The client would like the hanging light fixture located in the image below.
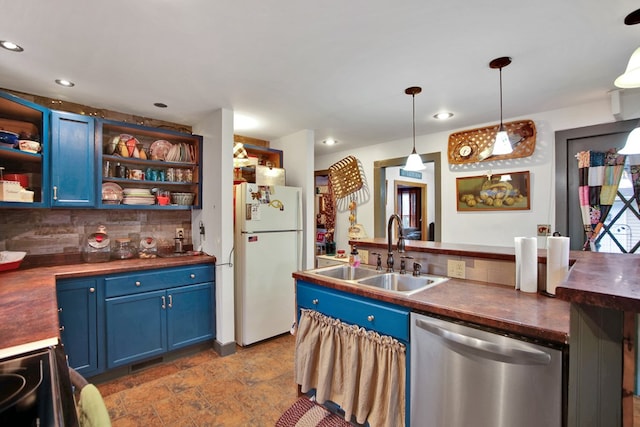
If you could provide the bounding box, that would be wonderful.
[403,86,426,171]
[618,122,640,154]
[614,8,640,154]
[489,57,513,156]
[615,8,640,88]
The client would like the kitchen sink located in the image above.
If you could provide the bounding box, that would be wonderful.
[307,264,448,295]
[309,264,381,281]
[355,273,448,295]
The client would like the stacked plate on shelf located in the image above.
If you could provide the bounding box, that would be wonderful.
[102,183,123,204]
[150,140,195,163]
[122,188,155,205]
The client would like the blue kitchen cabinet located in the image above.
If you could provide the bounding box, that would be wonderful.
[0,90,50,207]
[106,289,168,368]
[56,277,103,377]
[105,264,215,369]
[50,111,96,207]
[168,283,215,350]
[296,280,410,341]
[296,280,410,426]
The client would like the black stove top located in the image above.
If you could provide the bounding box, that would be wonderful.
[0,345,77,427]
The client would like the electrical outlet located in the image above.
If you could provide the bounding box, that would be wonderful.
[447,259,466,279]
[176,227,184,239]
[359,249,369,265]
[537,224,551,236]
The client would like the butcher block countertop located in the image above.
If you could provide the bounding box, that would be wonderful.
[297,239,640,345]
[0,255,216,356]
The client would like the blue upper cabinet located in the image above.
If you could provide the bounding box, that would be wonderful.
[50,111,96,207]
[0,91,50,208]
[96,119,203,210]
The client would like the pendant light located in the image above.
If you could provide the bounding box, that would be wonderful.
[489,57,513,156]
[616,9,640,153]
[615,9,640,88]
[403,86,426,171]
[618,121,640,154]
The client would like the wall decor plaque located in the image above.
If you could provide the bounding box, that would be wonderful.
[448,119,536,164]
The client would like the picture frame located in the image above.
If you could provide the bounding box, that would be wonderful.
[456,170,530,211]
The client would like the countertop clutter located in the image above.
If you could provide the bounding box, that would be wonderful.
[0,255,216,356]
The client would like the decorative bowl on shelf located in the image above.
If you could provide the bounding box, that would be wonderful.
[171,192,194,206]
[0,130,18,148]
[18,140,40,153]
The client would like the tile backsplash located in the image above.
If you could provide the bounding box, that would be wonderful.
[0,209,192,255]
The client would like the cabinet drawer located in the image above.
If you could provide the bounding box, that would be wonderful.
[105,264,214,297]
[297,281,409,341]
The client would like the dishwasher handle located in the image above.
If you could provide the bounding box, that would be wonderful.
[415,317,551,366]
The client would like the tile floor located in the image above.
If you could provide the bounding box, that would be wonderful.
[97,333,298,426]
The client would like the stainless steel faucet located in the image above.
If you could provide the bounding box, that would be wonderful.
[386,214,406,272]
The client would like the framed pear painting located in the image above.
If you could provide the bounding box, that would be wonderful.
[456,171,530,211]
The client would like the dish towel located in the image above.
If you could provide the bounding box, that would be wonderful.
[78,384,112,427]
[276,397,352,427]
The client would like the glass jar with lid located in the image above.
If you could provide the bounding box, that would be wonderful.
[82,225,111,263]
[112,238,136,260]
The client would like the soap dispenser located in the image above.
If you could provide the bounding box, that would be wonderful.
[349,245,361,267]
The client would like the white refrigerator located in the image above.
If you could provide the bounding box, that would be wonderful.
[234,183,303,345]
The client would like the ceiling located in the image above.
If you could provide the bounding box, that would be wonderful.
[1,0,639,155]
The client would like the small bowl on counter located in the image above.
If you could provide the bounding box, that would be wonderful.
[0,250,27,272]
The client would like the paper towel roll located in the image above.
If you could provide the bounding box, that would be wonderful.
[515,237,538,293]
[546,236,570,295]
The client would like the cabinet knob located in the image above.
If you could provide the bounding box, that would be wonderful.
[135,281,141,287]
[59,326,65,332]
[312,299,319,305]
[58,307,63,312]
[89,287,95,293]
[367,315,375,322]
[190,274,195,279]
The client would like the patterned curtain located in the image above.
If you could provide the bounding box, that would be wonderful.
[576,149,626,251]
[295,309,406,427]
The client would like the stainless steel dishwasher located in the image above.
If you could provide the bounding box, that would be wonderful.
[410,312,563,427]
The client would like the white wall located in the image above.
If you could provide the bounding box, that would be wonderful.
[192,108,235,348]
[272,130,316,270]
[316,96,639,251]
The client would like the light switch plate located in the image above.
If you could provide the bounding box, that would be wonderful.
[447,259,466,279]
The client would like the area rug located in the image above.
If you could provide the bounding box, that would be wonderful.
[276,397,352,427]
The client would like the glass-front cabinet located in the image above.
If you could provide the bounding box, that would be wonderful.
[96,119,203,209]
[0,91,49,208]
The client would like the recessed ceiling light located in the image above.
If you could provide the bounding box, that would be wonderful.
[55,79,75,87]
[0,40,23,52]
[433,112,454,120]
[154,102,168,108]
[322,138,338,145]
